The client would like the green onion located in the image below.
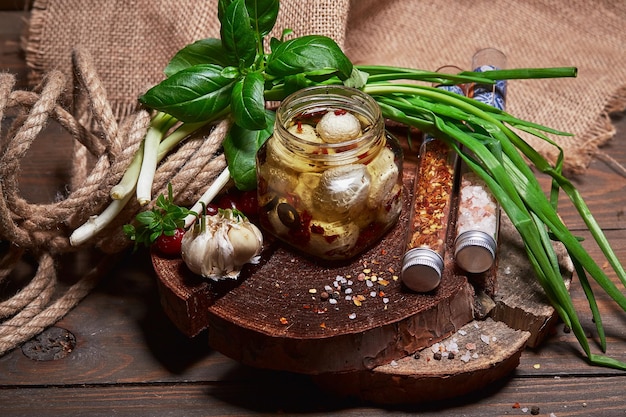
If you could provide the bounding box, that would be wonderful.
[357,76,626,369]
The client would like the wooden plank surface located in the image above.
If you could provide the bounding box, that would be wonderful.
[0,376,624,416]
[1,9,626,416]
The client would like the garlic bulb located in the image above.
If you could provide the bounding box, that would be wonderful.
[181,209,263,280]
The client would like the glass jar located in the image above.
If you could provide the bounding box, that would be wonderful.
[256,86,403,260]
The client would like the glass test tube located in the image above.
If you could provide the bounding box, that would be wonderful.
[401,137,458,292]
[401,66,464,292]
[453,48,505,273]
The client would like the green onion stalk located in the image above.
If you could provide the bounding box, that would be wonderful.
[69,0,626,370]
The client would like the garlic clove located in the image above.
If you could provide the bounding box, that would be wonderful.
[228,221,263,267]
[287,122,321,143]
[366,147,399,209]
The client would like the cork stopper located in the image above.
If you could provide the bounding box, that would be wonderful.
[401,247,443,292]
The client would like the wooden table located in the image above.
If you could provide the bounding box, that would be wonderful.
[2,9,626,416]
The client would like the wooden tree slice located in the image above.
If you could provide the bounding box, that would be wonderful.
[206,177,476,374]
[152,245,274,338]
[312,318,530,404]
[151,253,240,338]
[150,125,572,397]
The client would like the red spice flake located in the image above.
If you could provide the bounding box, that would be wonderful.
[320,322,326,329]
[303,304,311,309]
[323,234,339,244]
[408,140,455,253]
[387,266,395,273]
[380,249,388,256]
[378,291,386,297]
[296,120,303,132]
[512,402,521,409]
[333,109,348,115]
[310,224,324,234]
[279,317,289,325]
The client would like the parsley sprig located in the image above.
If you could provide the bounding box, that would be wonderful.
[123,184,194,249]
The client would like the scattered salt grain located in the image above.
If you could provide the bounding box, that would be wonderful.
[345,288,353,294]
[329,298,337,305]
[370,291,377,297]
[382,297,389,304]
[458,330,467,336]
[348,312,357,319]
[480,334,491,344]
[390,360,398,367]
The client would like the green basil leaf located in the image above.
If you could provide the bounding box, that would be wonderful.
[266,35,353,80]
[217,0,232,21]
[231,72,267,130]
[140,64,236,123]
[164,38,234,77]
[223,109,275,191]
[220,0,257,67]
[220,0,278,38]
[247,0,279,36]
[281,73,317,94]
[343,67,369,89]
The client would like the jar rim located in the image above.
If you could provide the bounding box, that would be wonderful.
[274,85,384,156]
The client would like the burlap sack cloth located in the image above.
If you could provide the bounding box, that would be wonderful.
[24,0,626,173]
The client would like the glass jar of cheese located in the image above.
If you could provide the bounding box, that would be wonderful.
[256,86,403,260]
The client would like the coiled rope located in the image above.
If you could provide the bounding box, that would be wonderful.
[0,48,228,356]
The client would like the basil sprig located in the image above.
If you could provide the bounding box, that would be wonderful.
[140,0,353,190]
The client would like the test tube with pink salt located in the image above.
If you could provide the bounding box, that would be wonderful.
[453,48,505,273]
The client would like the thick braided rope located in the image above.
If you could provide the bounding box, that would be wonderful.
[0,47,229,355]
